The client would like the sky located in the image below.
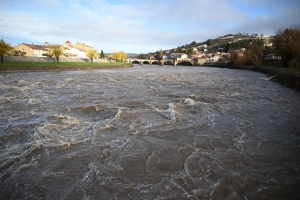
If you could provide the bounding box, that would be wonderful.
[1,0,300,54]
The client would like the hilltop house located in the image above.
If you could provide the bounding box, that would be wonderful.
[265,54,281,60]
[162,55,169,60]
[169,53,188,60]
[14,43,48,57]
[192,53,206,59]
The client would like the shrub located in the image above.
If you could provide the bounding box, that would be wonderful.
[290,58,300,88]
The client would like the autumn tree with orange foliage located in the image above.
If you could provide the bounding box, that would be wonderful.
[229,49,246,67]
[245,44,263,69]
[47,45,65,63]
[86,49,99,63]
[111,51,127,62]
[0,39,13,63]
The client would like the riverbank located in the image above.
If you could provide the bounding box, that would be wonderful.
[0,62,133,72]
[205,62,300,92]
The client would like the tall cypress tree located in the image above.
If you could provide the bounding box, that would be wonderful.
[100,49,104,59]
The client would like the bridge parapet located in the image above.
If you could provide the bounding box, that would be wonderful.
[126,58,195,66]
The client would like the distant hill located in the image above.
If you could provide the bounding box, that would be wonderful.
[149,33,273,54]
[126,53,139,58]
[103,53,138,58]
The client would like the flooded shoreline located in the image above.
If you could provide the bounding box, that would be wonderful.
[1,65,300,199]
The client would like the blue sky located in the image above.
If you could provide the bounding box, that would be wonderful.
[1,0,299,53]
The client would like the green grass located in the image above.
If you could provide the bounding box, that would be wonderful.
[0,61,128,67]
[0,61,132,72]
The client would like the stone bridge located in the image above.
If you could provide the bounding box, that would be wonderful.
[126,58,160,65]
[126,58,196,66]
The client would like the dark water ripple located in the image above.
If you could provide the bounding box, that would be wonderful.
[0,65,300,199]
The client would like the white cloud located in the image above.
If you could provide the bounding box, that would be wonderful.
[0,0,299,53]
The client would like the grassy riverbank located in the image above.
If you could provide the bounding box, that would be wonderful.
[0,61,133,72]
[209,62,300,92]
[256,67,299,91]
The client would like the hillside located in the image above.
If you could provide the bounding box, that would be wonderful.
[153,33,273,54]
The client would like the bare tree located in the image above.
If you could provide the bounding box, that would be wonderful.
[273,26,300,68]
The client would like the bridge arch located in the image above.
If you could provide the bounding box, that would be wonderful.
[127,58,160,65]
[142,61,151,64]
[131,60,141,64]
[174,60,193,66]
[164,60,173,65]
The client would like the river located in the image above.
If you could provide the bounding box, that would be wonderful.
[1,65,300,199]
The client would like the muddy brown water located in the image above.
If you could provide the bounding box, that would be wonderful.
[1,65,300,199]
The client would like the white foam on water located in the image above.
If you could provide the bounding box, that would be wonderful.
[259,76,275,81]
[42,171,65,178]
[110,136,129,148]
[160,103,178,121]
[66,78,76,82]
[184,149,199,177]
[27,98,41,104]
[0,96,11,103]
[18,80,27,86]
[81,162,99,184]
[33,120,89,148]
[54,114,81,125]
[56,82,67,89]
[17,155,40,171]
[185,98,195,105]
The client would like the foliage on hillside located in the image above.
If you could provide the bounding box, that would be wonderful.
[273,26,300,68]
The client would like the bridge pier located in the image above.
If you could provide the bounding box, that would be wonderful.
[173,60,178,66]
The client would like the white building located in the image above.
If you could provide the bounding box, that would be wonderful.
[63,40,86,58]
[169,53,188,60]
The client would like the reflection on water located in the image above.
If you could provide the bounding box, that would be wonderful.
[1,65,300,199]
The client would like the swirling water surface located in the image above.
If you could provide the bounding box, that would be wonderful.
[1,65,300,199]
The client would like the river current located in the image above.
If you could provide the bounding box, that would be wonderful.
[0,65,300,199]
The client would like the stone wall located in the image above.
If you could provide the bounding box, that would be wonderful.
[3,56,110,63]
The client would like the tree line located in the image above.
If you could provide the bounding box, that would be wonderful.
[227,26,300,69]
